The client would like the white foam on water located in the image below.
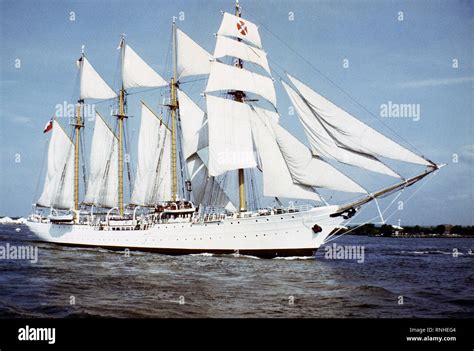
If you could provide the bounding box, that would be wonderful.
[190,253,214,257]
[274,256,315,260]
[229,253,260,260]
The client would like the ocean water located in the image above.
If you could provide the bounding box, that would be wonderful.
[0,225,473,318]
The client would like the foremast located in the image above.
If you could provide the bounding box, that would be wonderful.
[74,47,85,222]
[74,91,83,216]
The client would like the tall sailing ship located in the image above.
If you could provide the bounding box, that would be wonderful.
[26,1,442,258]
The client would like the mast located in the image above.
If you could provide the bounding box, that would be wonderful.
[74,47,85,220]
[118,34,126,216]
[74,102,82,214]
[170,19,178,202]
[235,0,246,212]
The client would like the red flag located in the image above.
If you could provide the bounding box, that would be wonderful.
[43,118,53,133]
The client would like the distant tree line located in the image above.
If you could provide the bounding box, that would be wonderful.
[344,224,474,236]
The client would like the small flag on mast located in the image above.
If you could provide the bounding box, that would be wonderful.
[43,118,53,133]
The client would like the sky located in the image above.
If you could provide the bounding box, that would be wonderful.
[0,0,472,225]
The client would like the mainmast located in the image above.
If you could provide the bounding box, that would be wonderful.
[170,19,179,202]
[235,0,246,212]
[74,46,85,220]
[118,34,126,216]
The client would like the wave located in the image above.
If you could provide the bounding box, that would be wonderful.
[223,253,260,260]
[399,250,464,255]
[189,253,215,257]
[353,285,395,296]
[273,256,315,260]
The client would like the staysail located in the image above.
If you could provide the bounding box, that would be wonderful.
[37,120,75,210]
[268,118,367,194]
[281,80,401,178]
[83,113,119,208]
[250,111,322,201]
[177,89,208,159]
[287,74,432,166]
[187,152,236,211]
[177,89,236,210]
[130,103,172,206]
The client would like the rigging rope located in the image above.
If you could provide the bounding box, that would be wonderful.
[244,4,426,157]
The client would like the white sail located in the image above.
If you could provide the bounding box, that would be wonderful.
[177,89,208,159]
[186,152,236,211]
[217,12,262,49]
[205,61,276,107]
[287,74,432,166]
[123,44,167,90]
[268,119,367,194]
[177,89,236,210]
[83,113,119,208]
[214,35,271,75]
[281,80,401,178]
[131,103,172,206]
[250,113,322,202]
[176,28,213,79]
[79,56,117,100]
[206,95,258,177]
[37,120,75,210]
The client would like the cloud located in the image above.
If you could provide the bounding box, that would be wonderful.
[397,76,474,88]
[447,193,470,201]
[460,144,474,162]
[9,114,32,125]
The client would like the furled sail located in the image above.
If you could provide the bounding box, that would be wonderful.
[268,119,367,194]
[83,113,119,208]
[176,28,213,79]
[205,61,276,107]
[287,74,432,166]
[79,56,117,100]
[250,112,322,202]
[206,95,258,177]
[130,103,171,206]
[217,12,262,49]
[37,120,75,210]
[214,35,271,75]
[281,80,401,178]
[122,44,167,89]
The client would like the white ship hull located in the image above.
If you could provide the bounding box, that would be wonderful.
[26,206,344,258]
